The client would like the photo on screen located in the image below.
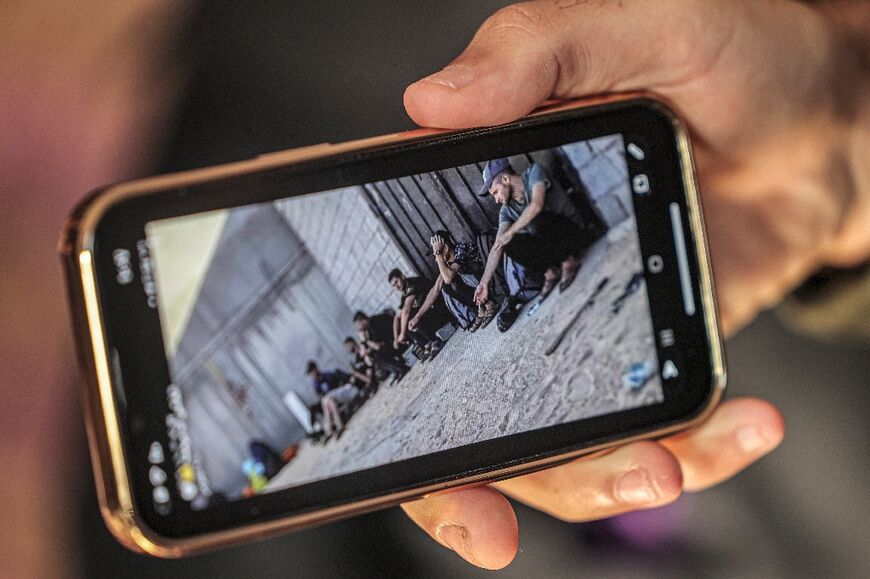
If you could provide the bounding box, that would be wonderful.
[145,134,663,507]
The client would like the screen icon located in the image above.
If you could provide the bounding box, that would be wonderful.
[149,465,167,486]
[632,174,650,195]
[148,441,164,464]
[627,142,646,160]
[112,248,134,285]
[152,485,170,505]
[659,328,675,348]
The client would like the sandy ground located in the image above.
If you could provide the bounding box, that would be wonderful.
[267,219,662,491]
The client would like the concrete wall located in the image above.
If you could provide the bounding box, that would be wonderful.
[560,134,633,228]
[275,187,413,317]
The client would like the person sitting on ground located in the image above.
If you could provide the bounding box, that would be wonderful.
[389,268,450,360]
[353,310,409,381]
[410,230,499,332]
[305,360,359,439]
[343,336,377,396]
[474,158,586,331]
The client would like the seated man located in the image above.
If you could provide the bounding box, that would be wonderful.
[305,361,359,439]
[353,310,409,380]
[388,268,450,360]
[410,230,499,332]
[343,336,377,396]
[474,158,586,331]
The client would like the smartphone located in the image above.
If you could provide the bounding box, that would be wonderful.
[60,95,725,557]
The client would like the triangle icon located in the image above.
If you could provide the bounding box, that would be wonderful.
[662,360,679,380]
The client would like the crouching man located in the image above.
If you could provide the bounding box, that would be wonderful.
[389,269,451,361]
[410,230,499,332]
[474,158,585,331]
[353,310,410,381]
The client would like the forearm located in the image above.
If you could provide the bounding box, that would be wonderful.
[506,203,542,236]
[435,254,456,283]
[481,247,503,286]
[399,304,413,337]
[421,281,443,314]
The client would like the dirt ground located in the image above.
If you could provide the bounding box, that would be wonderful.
[267,219,662,491]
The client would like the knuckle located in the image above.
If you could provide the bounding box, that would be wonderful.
[479,2,552,40]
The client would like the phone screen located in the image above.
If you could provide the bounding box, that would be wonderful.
[141,133,666,511]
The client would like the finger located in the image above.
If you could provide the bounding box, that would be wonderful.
[660,397,784,491]
[402,486,518,570]
[404,0,735,128]
[493,440,683,523]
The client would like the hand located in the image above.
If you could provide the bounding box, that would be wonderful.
[494,230,514,251]
[393,337,404,350]
[406,0,870,334]
[473,283,489,305]
[430,234,446,256]
[408,316,420,332]
[402,0,869,569]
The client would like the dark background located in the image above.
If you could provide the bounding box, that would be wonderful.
[76,2,870,577]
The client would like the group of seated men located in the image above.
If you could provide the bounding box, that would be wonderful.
[303,310,411,440]
[304,156,593,439]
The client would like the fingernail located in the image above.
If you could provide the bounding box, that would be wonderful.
[436,523,478,564]
[420,64,476,90]
[616,468,658,504]
[736,425,770,454]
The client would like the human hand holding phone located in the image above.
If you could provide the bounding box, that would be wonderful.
[401,0,870,569]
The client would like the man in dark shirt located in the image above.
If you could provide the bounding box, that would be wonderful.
[343,336,376,394]
[388,268,449,358]
[353,310,409,380]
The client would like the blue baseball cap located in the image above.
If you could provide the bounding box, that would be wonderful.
[478,158,512,196]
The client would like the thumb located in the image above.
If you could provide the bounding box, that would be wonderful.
[404,0,731,129]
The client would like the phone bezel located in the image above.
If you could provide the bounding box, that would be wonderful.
[62,95,725,556]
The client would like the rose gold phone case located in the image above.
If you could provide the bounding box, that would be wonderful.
[59,94,726,557]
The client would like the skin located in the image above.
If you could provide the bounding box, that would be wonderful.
[401,0,870,570]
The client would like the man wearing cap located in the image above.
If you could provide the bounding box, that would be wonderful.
[474,157,585,330]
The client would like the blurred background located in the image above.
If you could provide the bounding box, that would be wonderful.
[1,1,868,577]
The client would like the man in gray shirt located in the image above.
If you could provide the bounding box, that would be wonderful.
[474,158,585,330]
